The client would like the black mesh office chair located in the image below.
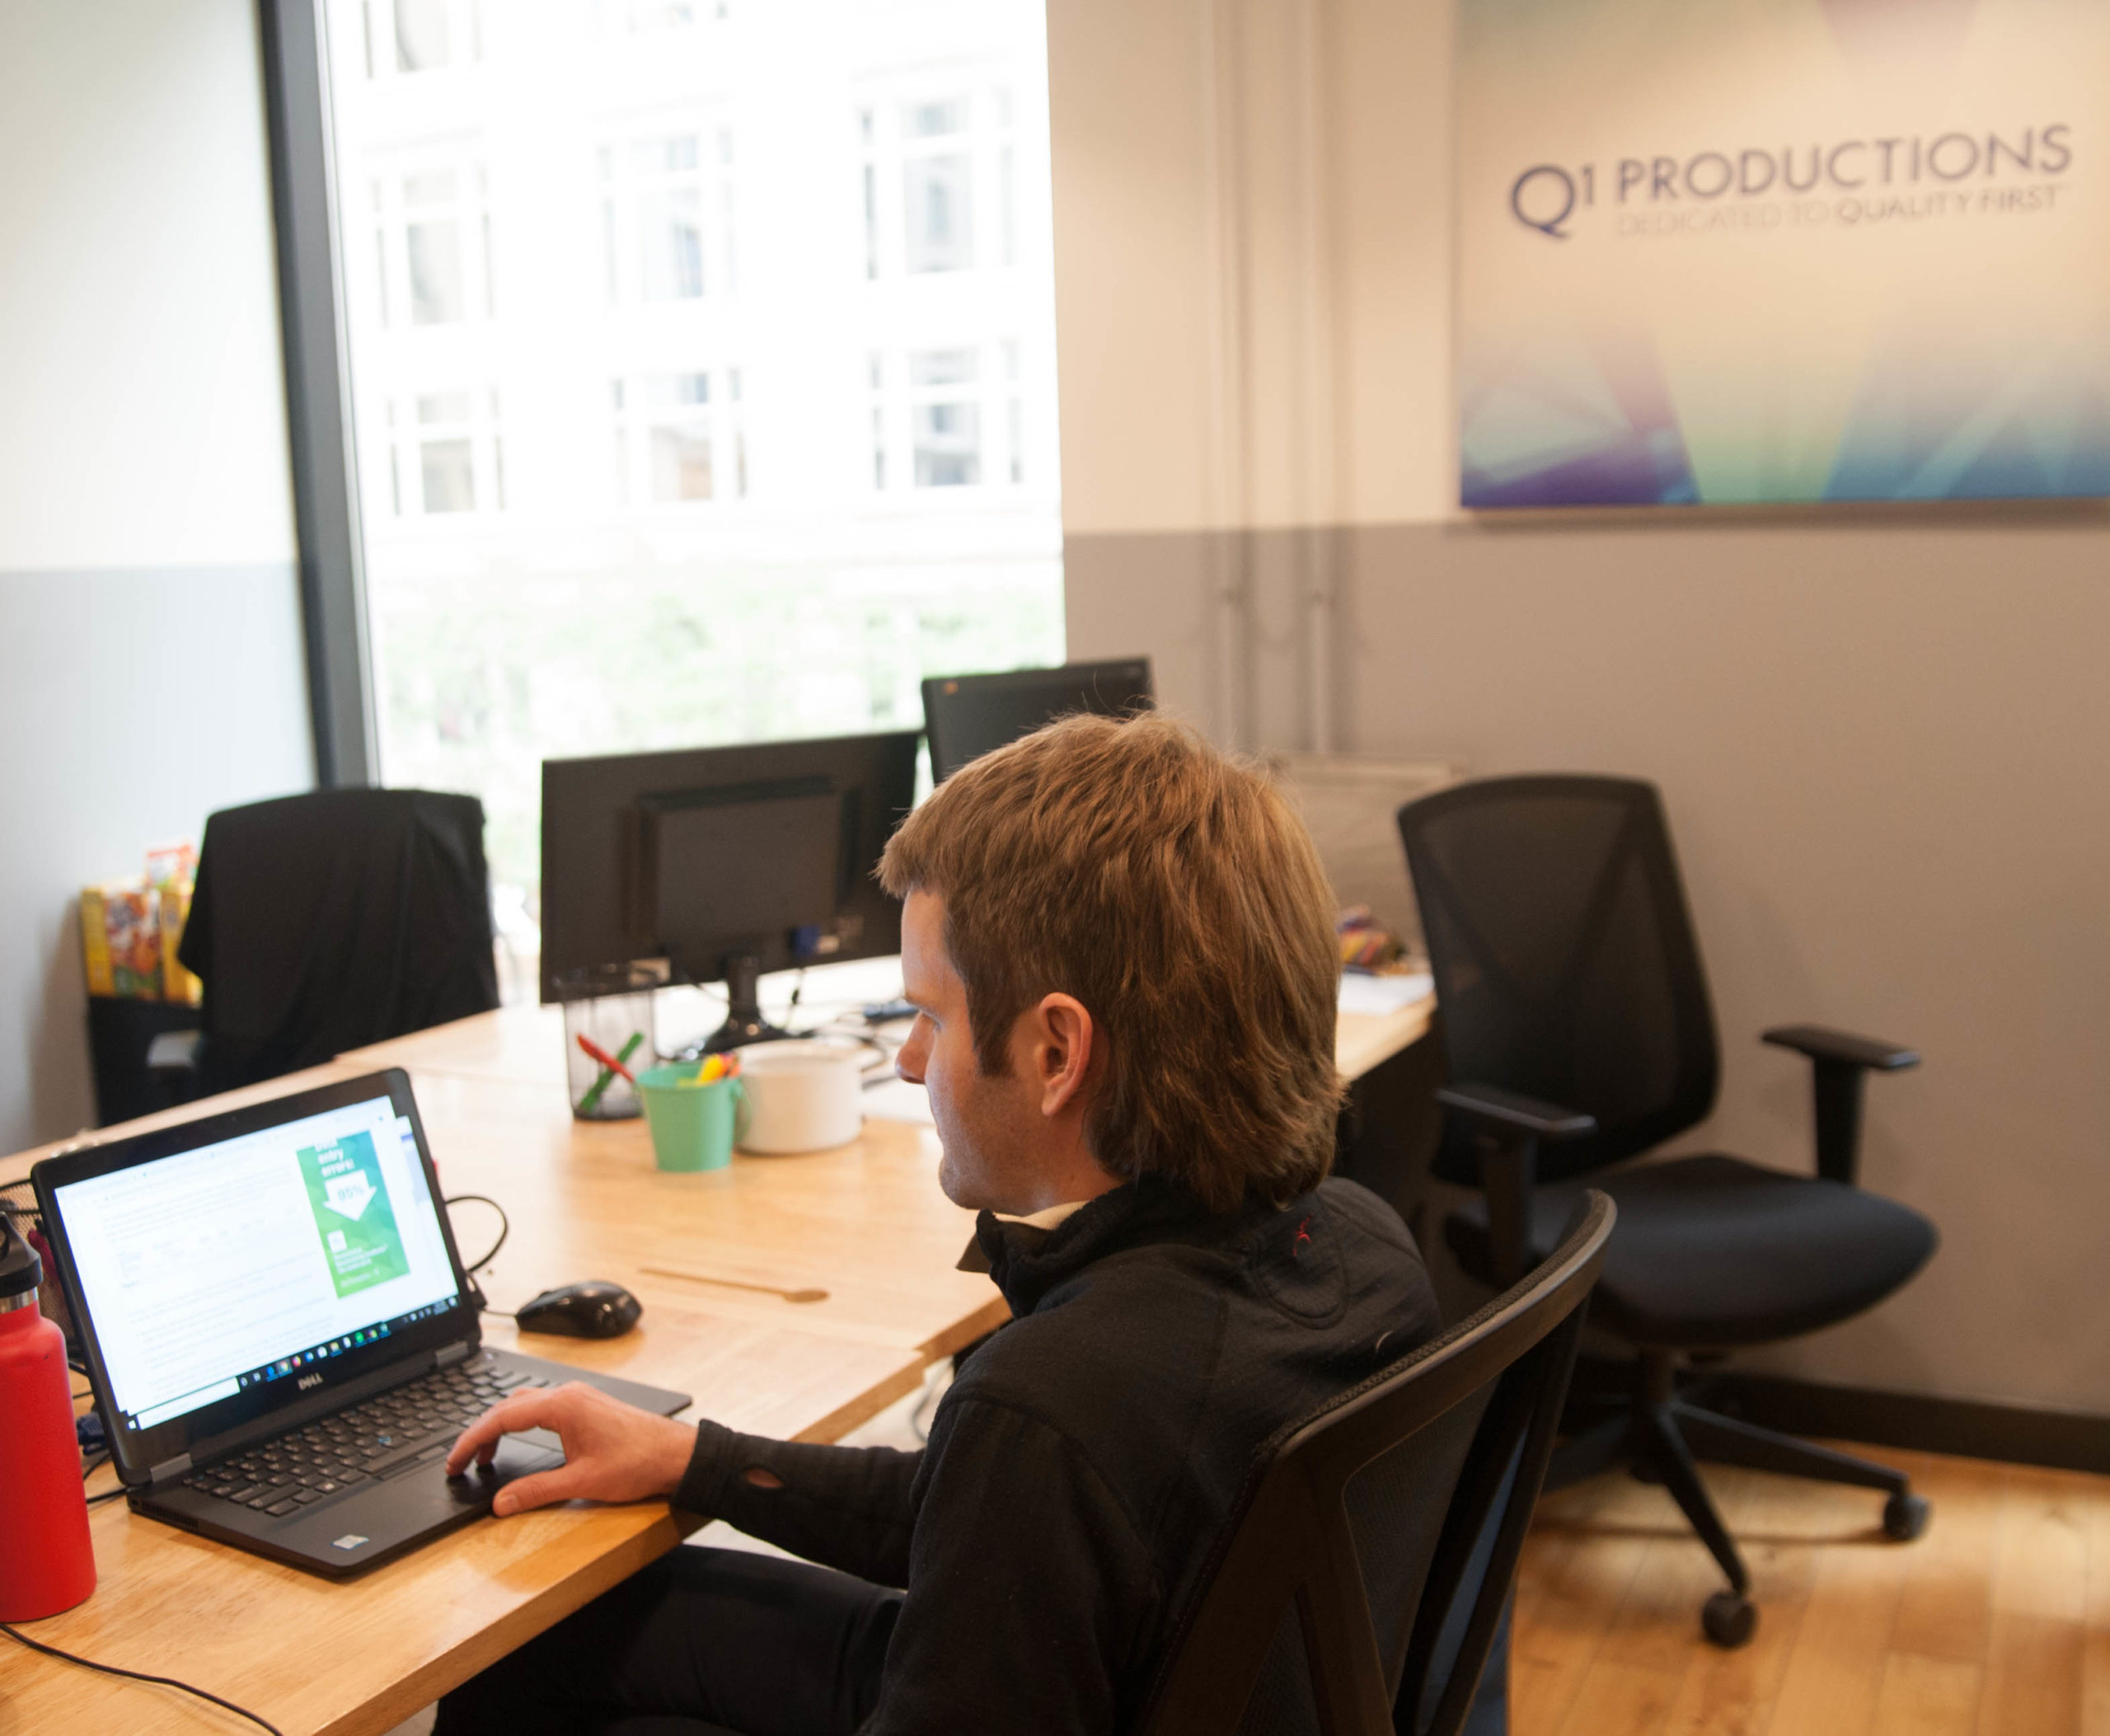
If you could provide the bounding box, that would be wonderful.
[1395,776,1935,1648]
[1138,1193,1613,1736]
[165,788,499,1092]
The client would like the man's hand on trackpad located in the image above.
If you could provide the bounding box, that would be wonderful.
[447,1382,697,1516]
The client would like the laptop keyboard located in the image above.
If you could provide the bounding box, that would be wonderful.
[181,1355,552,1519]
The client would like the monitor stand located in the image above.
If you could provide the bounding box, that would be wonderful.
[681,953,790,1058]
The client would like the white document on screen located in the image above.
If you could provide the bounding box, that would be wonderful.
[54,1097,457,1426]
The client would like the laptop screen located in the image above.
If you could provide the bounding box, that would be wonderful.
[49,1090,463,1434]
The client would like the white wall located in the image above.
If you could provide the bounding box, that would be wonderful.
[1048,0,1453,539]
[1050,0,2110,1415]
[0,0,315,1150]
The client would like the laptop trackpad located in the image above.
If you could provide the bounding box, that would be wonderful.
[455,1429,565,1500]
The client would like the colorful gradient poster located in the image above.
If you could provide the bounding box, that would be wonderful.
[1456,0,2110,508]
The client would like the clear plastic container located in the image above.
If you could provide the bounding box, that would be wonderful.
[556,964,660,1120]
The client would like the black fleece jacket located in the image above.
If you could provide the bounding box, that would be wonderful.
[671,1173,1442,1734]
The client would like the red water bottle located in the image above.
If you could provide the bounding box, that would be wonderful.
[0,1213,96,1619]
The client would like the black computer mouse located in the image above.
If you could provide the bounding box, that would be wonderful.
[514,1280,642,1340]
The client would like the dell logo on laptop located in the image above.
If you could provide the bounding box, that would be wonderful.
[298,1372,324,1391]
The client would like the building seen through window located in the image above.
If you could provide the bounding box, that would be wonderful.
[321,0,1062,984]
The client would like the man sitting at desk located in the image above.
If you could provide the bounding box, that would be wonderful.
[438,713,1443,1736]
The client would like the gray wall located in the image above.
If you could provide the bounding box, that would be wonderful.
[0,0,315,1150]
[1067,513,2110,1416]
[0,567,314,1149]
[1048,0,2110,1419]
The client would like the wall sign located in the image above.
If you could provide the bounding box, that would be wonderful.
[1456,0,2110,508]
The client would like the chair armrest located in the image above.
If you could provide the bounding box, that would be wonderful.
[1436,1085,1597,1288]
[1435,1083,1598,1142]
[1761,1025,1920,1072]
[1761,1025,1918,1185]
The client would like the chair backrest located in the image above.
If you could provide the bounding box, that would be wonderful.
[180,788,499,1089]
[1398,776,1718,1185]
[1138,1191,1614,1736]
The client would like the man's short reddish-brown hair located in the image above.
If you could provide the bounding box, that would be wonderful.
[878,711,1340,1212]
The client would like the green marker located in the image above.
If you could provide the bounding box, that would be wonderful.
[579,1030,646,1114]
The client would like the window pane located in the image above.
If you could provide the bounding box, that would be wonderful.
[905,99,967,138]
[642,188,705,298]
[903,154,972,273]
[419,391,472,424]
[647,372,710,406]
[420,438,476,511]
[650,425,715,500]
[406,220,465,323]
[910,348,976,386]
[323,0,1065,950]
[913,401,979,486]
[394,0,450,70]
[640,135,698,173]
[405,168,457,205]
[861,162,879,279]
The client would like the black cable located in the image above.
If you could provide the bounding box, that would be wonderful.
[459,1274,512,1319]
[0,1622,284,1734]
[443,1194,509,1274]
[85,1486,128,1506]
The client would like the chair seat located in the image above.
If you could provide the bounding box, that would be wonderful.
[1446,1155,1936,1349]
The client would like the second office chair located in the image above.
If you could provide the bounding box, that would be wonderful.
[1396,774,1935,1647]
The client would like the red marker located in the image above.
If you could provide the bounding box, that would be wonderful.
[576,1032,639,1084]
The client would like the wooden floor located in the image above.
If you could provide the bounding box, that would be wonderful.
[1511,1443,2110,1736]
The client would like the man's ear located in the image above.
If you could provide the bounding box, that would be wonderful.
[1032,992,1095,1119]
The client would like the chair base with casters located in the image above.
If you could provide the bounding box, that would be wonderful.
[1544,1346,1928,1648]
[1436,1030,1937,1649]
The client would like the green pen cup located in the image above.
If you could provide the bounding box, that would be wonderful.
[637,1066,744,1173]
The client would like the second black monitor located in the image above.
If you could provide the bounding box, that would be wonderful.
[542,730,919,1047]
[921,658,1154,783]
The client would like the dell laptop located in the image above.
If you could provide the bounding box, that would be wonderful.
[33,1067,689,1578]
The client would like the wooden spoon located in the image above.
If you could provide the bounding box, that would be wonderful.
[641,1264,829,1304]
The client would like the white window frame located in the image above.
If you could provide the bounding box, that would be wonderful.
[359,0,484,78]
[369,157,496,330]
[856,78,1019,281]
[611,366,748,507]
[600,120,738,307]
[388,386,507,518]
[870,340,1029,496]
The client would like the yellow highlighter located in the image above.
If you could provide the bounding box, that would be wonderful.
[678,1053,732,1088]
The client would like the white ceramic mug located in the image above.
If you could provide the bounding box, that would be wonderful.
[735,1040,866,1154]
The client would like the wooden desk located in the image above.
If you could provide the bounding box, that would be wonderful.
[0,1061,980,1734]
[1335,993,1434,1082]
[339,980,1435,1095]
[0,978,1434,1735]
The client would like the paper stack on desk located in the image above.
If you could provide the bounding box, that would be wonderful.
[1337,972,1433,1017]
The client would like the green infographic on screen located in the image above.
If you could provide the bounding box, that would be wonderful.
[1457,0,2110,507]
[297,1129,409,1299]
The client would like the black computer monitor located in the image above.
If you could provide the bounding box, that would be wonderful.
[541,730,920,1051]
[921,658,1154,783]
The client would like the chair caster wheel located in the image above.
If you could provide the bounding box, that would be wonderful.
[1883,1491,1929,1541]
[1702,1591,1756,1649]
